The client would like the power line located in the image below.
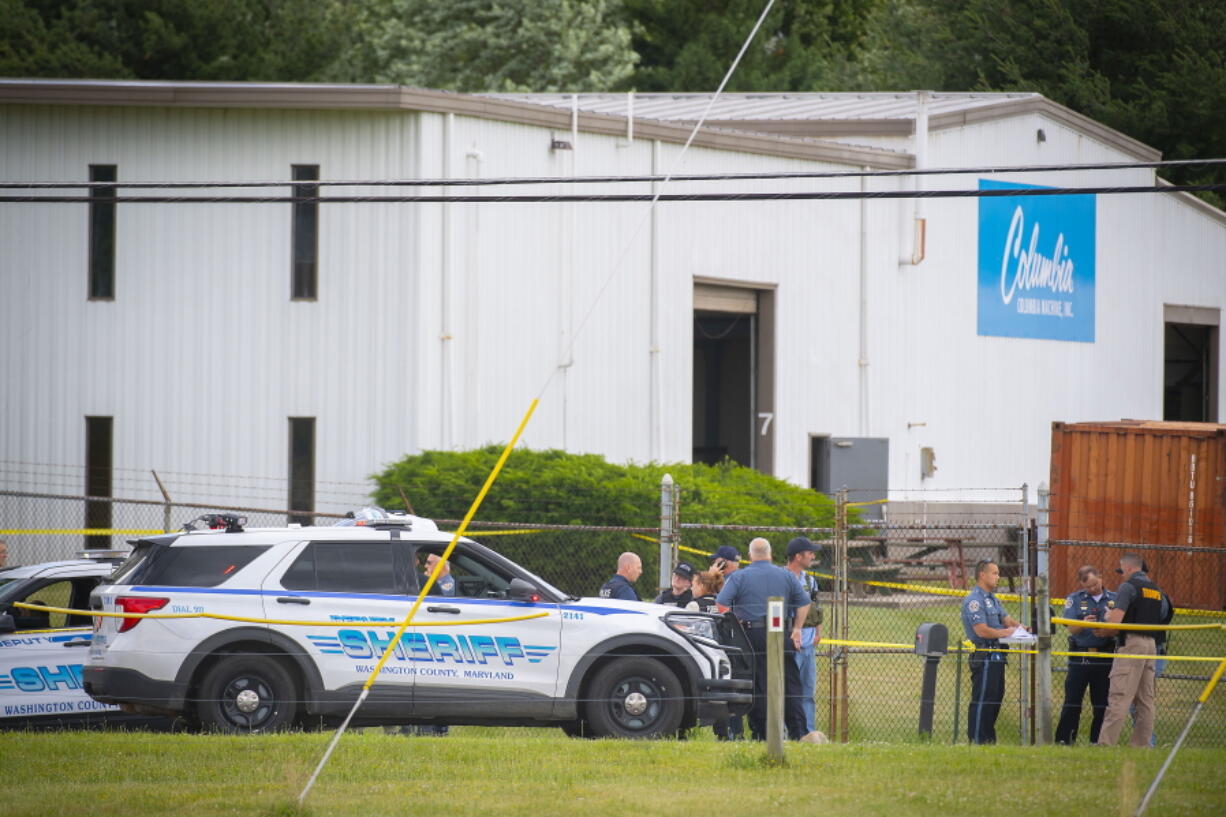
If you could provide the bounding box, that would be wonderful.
[3,157,1224,189]
[3,182,1222,204]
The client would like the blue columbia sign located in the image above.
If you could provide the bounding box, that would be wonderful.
[977,179,1096,342]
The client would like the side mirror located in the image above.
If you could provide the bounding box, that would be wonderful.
[508,578,541,603]
[0,613,15,634]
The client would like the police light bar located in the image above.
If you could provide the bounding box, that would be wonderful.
[337,507,415,529]
[77,549,131,560]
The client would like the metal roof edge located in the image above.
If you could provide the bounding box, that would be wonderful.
[930,96,1161,162]
[1156,177,1226,227]
[0,79,912,170]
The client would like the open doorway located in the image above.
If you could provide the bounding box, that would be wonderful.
[692,283,774,473]
[1164,306,1219,422]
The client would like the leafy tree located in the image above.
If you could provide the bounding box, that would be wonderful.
[832,0,1226,205]
[622,0,883,91]
[330,0,638,92]
[0,0,347,80]
[370,446,844,596]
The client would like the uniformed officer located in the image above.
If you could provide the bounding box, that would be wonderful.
[654,562,695,607]
[1096,553,1172,747]
[425,553,456,597]
[598,552,642,601]
[1054,565,1116,744]
[961,559,1023,744]
[715,537,810,741]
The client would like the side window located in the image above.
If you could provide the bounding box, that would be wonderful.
[417,547,513,600]
[142,546,270,588]
[10,580,72,630]
[282,542,399,595]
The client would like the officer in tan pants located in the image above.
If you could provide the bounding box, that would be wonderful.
[1096,554,1172,747]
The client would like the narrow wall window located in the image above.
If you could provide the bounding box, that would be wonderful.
[85,416,113,550]
[288,417,315,526]
[291,165,319,300]
[88,165,117,299]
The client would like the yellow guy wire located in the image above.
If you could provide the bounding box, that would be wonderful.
[299,398,538,806]
[362,398,539,690]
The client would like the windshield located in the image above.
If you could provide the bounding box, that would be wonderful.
[0,577,29,601]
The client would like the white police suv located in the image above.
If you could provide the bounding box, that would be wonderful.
[84,511,751,735]
[0,554,172,729]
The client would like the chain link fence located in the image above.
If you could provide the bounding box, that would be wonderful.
[1,479,1222,746]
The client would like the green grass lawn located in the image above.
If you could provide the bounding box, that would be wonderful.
[4,729,1224,816]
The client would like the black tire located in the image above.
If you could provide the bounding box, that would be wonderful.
[195,654,298,734]
[582,657,684,739]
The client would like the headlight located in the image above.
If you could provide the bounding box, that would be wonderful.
[664,613,717,641]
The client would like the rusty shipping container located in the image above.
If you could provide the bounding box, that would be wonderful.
[1049,420,1226,611]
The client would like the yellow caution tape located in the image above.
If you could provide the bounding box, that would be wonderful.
[11,600,549,628]
[631,533,660,544]
[12,603,1221,666]
[1050,616,1223,632]
[0,529,163,536]
[677,544,1226,619]
[822,638,913,650]
[444,529,544,537]
[1,626,92,636]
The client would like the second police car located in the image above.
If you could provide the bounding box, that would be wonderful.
[0,553,173,729]
[84,511,751,735]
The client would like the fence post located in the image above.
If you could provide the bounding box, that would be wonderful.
[766,597,785,763]
[1035,482,1053,744]
[659,473,674,594]
[151,470,173,533]
[952,642,964,744]
[828,488,850,743]
[1019,482,1031,745]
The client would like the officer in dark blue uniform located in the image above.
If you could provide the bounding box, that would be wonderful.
[716,537,811,741]
[1054,565,1115,744]
[961,559,1022,744]
[598,552,642,601]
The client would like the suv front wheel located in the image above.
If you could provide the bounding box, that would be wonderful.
[583,657,684,739]
[196,654,299,733]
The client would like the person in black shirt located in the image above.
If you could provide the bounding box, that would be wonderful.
[654,562,695,607]
[598,552,642,601]
[685,568,723,612]
[1096,553,1171,747]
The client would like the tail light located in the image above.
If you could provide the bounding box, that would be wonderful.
[116,596,169,633]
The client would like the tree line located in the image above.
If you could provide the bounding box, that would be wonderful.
[3,1,1222,200]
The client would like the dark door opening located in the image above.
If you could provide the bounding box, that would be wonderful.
[1164,322,1218,422]
[693,312,754,466]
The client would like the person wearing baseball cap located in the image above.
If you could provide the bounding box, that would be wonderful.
[711,545,740,576]
[654,561,695,607]
[785,537,823,736]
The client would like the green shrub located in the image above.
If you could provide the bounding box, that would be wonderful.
[370,447,852,596]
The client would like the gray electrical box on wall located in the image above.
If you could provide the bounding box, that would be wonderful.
[809,436,889,520]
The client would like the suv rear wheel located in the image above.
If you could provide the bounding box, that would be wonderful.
[196,655,298,733]
[583,657,683,739]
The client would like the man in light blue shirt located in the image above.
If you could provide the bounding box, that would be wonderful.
[785,536,822,735]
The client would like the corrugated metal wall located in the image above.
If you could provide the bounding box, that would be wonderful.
[2,97,1226,517]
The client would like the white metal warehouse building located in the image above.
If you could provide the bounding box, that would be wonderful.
[1,80,1224,543]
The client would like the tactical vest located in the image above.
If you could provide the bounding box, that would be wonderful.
[1121,573,1169,645]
